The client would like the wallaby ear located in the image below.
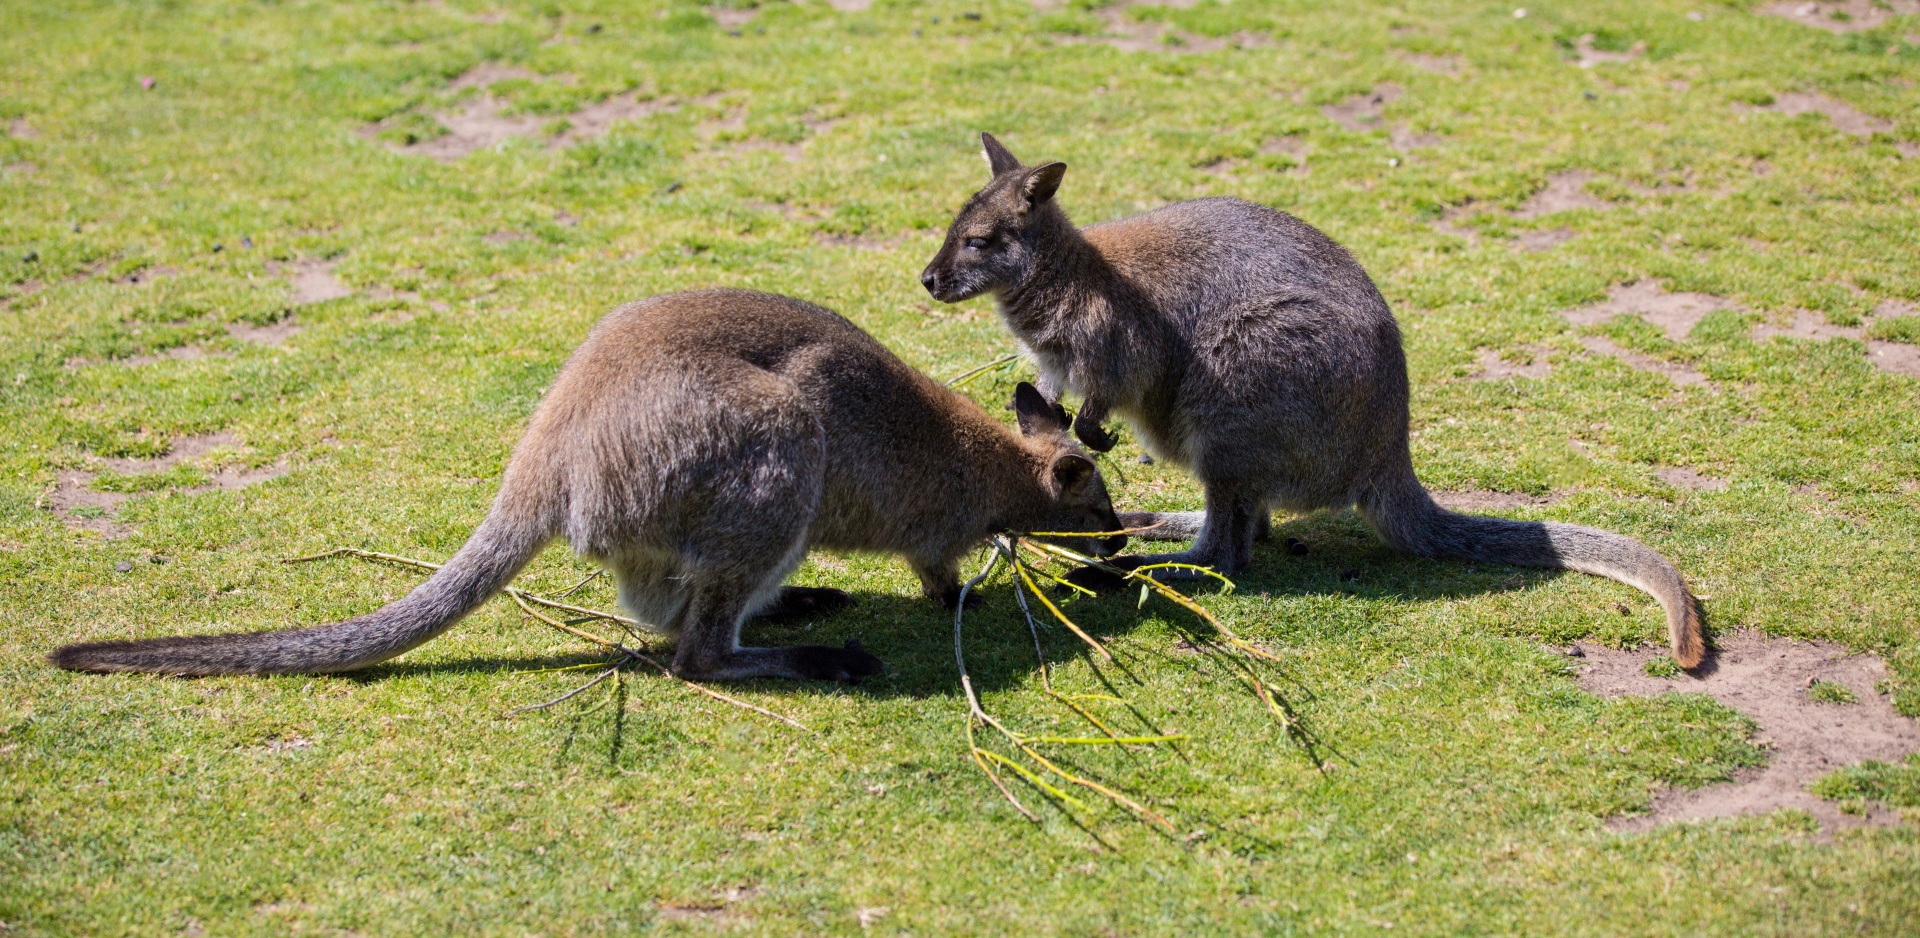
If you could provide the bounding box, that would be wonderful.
[981,132,1022,177]
[1023,162,1067,206]
[1012,381,1064,436]
[1051,453,1097,494]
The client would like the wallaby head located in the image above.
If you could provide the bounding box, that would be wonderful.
[1009,381,1127,558]
[920,133,1068,304]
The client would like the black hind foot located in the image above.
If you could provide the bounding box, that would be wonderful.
[789,639,885,682]
[757,586,854,619]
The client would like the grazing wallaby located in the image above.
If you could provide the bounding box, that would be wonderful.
[50,289,1126,682]
[918,134,1705,669]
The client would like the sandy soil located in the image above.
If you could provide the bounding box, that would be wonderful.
[1473,346,1553,381]
[46,432,287,539]
[1579,629,1920,832]
[1759,0,1920,34]
[1764,91,1894,138]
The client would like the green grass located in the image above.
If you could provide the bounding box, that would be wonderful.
[4,0,1919,934]
[1809,679,1860,705]
[1813,754,1920,813]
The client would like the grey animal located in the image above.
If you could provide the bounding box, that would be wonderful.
[919,134,1705,669]
[50,290,1126,681]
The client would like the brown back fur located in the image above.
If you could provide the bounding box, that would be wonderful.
[50,290,1124,681]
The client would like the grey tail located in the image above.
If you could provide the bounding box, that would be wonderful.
[1359,462,1705,670]
[1117,510,1207,541]
[49,498,557,677]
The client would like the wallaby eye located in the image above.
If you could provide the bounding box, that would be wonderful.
[964,236,990,251]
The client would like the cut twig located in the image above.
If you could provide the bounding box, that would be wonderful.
[953,544,1178,834]
[508,664,622,715]
[944,352,1021,388]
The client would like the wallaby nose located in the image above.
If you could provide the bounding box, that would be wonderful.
[919,269,938,294]
[1103,534,1128,556]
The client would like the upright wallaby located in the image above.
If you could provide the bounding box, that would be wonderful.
[51,289,1126,682]
[919,134,1705,669]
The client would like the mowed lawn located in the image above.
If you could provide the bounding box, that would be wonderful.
[4,0,1920,934]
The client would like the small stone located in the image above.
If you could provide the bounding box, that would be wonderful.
[150,555,170,564]
[961,10,981,19]
[230,392,245,402]
[1617,603,1632,616]
[241,235,253,249]
[212,243,223,253]
[1285,536,1309,556]
[115,561,133,573]
[1138,453,1154,465]
[1566,645,1585,658]
[1584,91,1598,100]
[23,251,38,263]
[587,23,603,33]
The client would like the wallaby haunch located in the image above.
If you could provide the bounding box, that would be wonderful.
[51,290,1126,681]
[920,134,1705,669]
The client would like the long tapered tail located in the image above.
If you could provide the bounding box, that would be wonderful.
[1359,463,1705,669]
[49,497,557,676]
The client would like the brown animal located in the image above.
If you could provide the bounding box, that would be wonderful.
[918,134,1705,669]
[50,289,1126,681]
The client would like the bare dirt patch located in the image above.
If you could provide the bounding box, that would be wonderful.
[553,94,672,147]
[226,316,302,346]
[1431,489,1562,511]
[8,118,38,138]
[1764,91,1894,138]
[1428,202,1481,244]
[1655,467,1727,491]
[710,6,757,28]
[44,432,288,539]
[1760,0,1920,33]
[1514,171,1608,219]
[1393,51,1462,74]
[1320,84,1438,153]
[1752,309,1920,377]
[367,64,675,160]
[1566,280,1738,342]
[1578,335,1709,386]
[1515,227,1577,251]
[812,232,900,251]
[120,344,214,367]
[1473,346,1553,380]
[1571,34,1645,68]
[825,0,871,10]
[273,258,354,305]
[1579,629,1920,832]
[1321,83,1401,132]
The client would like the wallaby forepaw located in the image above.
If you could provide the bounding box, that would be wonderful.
[762,586,854,619]
[1072,415,1118,453]
[792,641,885,682]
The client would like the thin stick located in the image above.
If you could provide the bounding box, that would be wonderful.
[619,648,811,732]
[944,352,1020,388]
[290,547,806,731]
[508,665,621,715]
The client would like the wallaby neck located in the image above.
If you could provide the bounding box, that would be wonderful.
[996,205,1111,339]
